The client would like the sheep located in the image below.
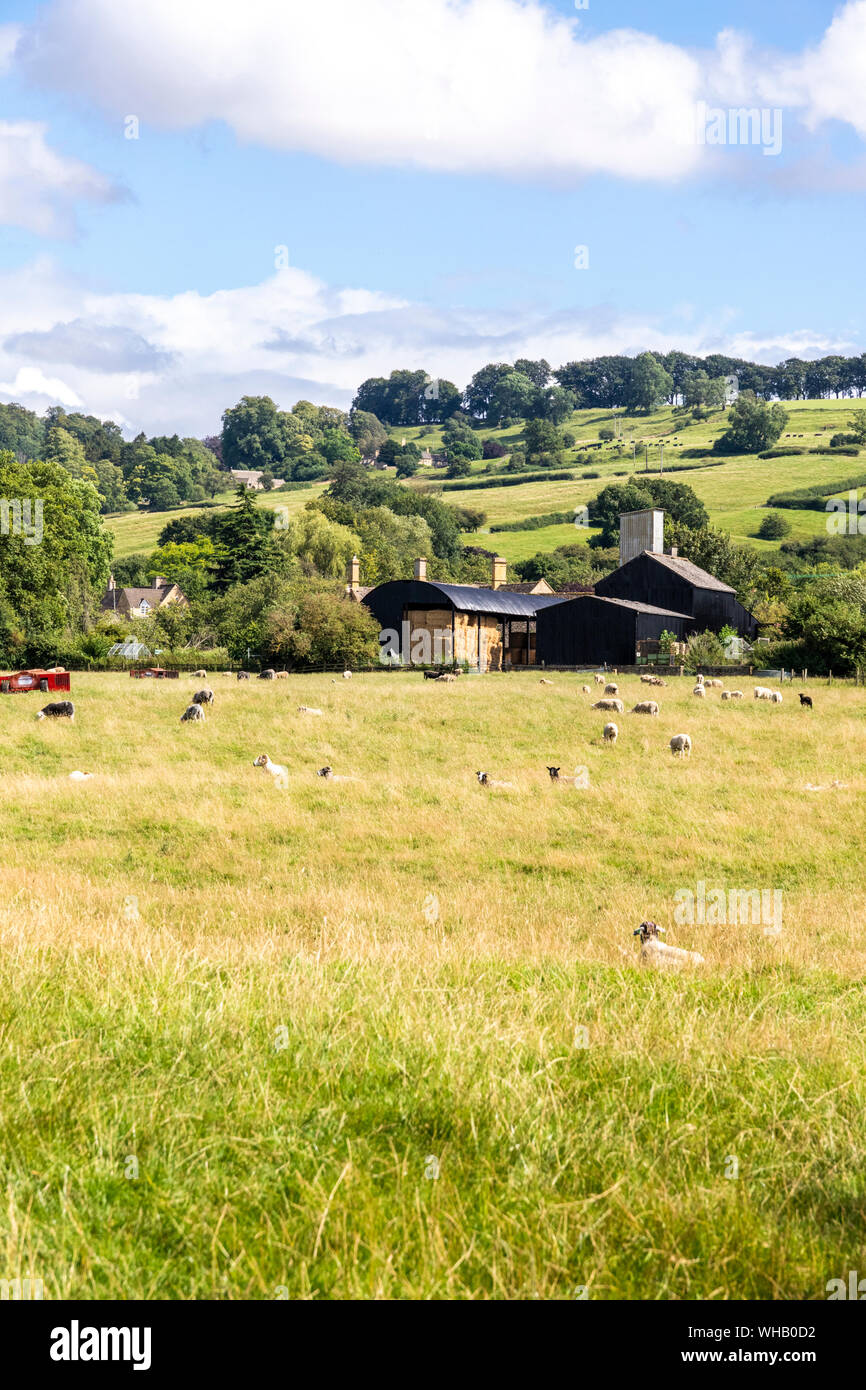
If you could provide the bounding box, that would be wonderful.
[297,705,323,715]
[192,687,214,706]
[316,765,361,783]
[799,693,813,709]
[634,920,704,968]
[237,671,250,681]
[704,678,723,688]
[192,669,207,679]
[630,701,659,716]
[770,690,783,704]
[804,779,847,792]
[180,704,205,722]
[258,669,275,680]
[253,753,288,782]
[275,671,289,679]
[546,766,586,787]
[754,686,772,700]
[603,682,618,695]
[721,690,745,700]
[581,684,591,694]
[592,698,624,713]
[342,670,352,680]
[640,674,666,686]
[36,701,74,720]
[669,733,692,757]
[594,674,605,685]
[538,678,554,685]
[694,673,705,684]
[603,722,618,744]
[437,673,458,683]
[692,685,706,698]
[68,770,93,781]
[476,771,516,790]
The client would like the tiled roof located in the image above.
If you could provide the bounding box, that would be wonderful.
[642,551,735,593]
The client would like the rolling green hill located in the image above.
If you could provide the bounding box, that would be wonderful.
[104,399,864,564]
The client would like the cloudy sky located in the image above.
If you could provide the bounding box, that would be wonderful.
[0,0,865,435]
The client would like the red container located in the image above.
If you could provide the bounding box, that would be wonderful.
[0,669,71,694]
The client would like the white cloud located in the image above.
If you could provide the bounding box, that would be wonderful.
[16,0,866,186]
[0,257,853,436]
[0,119,123,235]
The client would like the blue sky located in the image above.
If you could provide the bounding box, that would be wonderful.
[0,0,864,434]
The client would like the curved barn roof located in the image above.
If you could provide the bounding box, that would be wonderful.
[363,579,567,618]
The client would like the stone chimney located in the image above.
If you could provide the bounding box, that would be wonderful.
[346,555,361,590]
[414,556,427,581]
[670,546,678,558]
[491,556,507,589]
[107,572,116,592]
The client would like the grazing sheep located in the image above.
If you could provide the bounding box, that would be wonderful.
[594,674,605,685]
[799,693,813,709]
[297,705,323,715]
[180,704,205,722]
[192,687,214,706]
[603,722,618,744]
[36,701,74,720]
[695,673,705,684]
[476,770,516,790]
[68,770,92,781]
[538,678,554,685]
[704,678,723,689]
[192,669,207,679]
[754,686,772,700]
[275,671,289,679]
[581,684,591,694]
[721,690,745,701]
[437,673,458,683]
[634,920,704,968]
[603,682,618,695]
[258,669,275,680]
[253,753,288,782]
[770,690,783,704]
[630,701,659,716]
[237,671,250,681]
[692,685,706,698]
[669,733,692,757]
[342,670,352,680]
[592,697,624,713]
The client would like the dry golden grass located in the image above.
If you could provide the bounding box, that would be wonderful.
[1,670,865,1299]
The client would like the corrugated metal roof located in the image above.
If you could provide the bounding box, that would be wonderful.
[423,583,568,617]
[554,594,694,619]
[642,551,735,593]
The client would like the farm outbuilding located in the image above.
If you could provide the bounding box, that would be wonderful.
[362,578,565,670]
[536,595,695,668]
[595,550,758,639]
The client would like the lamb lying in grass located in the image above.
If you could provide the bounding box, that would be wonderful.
[476,771,515,790]
[317,766,362,783]
[68,770,93,781]
[634,920,704,968]
[253,754,288,782]
[546,766,588,787]
[297,705,323,715]
[538,678,554,685]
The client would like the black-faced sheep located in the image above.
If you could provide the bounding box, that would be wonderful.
[36,701,74,720]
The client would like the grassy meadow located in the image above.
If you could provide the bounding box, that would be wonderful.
[3,669,866,1299]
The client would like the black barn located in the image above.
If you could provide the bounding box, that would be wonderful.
[536,595,695,668]
[594,551,758,639]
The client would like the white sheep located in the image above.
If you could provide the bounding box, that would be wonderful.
[695,673,705,685]
[297,705,323,715]
[770,690,783,704]
[538,678,554,686]
[192,669,207,679]
[581,684,591,694]
[603,682,618,696]
[603,722,618,744]
[476,771,516,790]
[594,674,605,685]
[634,921,704,968]
[630,701,659,716]
[68,770,93,781]
[275,671,289,679]
[546,766,588,787]
[592,695,625,717]
[705,678,723,688]
[721,690,745,701]
[253,753,288,782]
[342,670,352,680]
[669,733,692,757]
[692,685,706,698]
[754,686,772,700]
[317,766,361,783]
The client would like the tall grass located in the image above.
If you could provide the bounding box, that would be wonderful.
[1,671,864,1299]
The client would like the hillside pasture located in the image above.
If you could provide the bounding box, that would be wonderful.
[2,670,865,1299]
